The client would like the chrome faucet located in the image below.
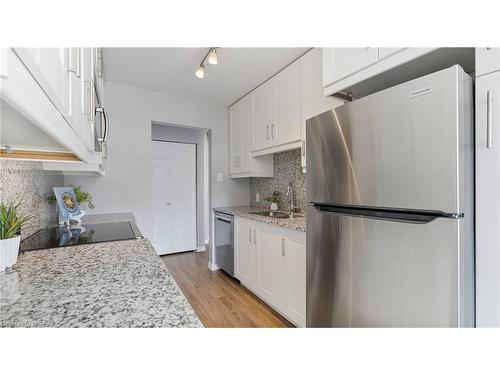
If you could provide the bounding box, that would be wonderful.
[286,182,294,218]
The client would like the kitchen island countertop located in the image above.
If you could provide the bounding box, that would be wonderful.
[0,213,202,328]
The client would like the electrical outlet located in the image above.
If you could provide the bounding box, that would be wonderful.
[256,193,260,202]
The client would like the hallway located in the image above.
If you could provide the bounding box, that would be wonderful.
[161,250,293,328]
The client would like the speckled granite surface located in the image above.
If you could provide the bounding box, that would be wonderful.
[0,160,62,239]
[214,206,306,232]
[0,237,202,328]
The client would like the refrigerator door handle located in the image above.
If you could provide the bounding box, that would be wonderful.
[311,203,462,224]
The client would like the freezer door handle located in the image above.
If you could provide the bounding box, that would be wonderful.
[311,203,462,224]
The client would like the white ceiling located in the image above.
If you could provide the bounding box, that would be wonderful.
[102,48,310,106]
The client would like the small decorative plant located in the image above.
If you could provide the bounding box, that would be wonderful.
[265,191,281,212]
[47,185,95,209]
[0,201,35,240]
[0,201,35,271]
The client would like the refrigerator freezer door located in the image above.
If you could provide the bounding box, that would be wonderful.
[306,65,473,214]
[306,207,474,327]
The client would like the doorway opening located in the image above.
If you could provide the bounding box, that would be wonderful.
[151,122,210,256]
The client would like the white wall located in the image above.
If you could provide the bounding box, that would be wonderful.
[151,123,208,250]
[65,81,250,262]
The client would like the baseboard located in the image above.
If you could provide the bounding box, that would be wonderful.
[207,261,220,271]
[196,244,207,252]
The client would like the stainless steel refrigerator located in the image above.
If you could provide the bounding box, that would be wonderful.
[306,65,475,327]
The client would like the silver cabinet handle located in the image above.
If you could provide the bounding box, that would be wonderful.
[96,106,109,142]
[266,125,269,140]
[253,229,256,245]
[248,228,252,243]
[271,123,275,138]
[282,238,285,256]
[487,90,493,149]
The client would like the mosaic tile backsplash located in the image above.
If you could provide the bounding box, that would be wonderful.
[250,149,306,213]
[0,160,62,239]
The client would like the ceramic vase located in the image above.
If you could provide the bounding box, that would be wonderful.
[0,236,21,272]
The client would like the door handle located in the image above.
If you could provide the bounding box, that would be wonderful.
[266,125,269,140]
[282,238,285,256]
[271,123,275,138]
[248,228,252,242]
[487,90,493,149]
[253,229,256,245]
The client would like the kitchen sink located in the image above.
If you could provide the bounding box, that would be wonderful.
[250,211,304,219]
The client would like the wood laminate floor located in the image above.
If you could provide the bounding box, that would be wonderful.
[161,250,293,328]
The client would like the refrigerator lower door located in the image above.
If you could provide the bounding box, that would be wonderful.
[306,207,474,327]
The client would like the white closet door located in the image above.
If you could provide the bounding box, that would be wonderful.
[152,141,196,255]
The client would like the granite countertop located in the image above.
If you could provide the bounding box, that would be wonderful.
[0,214,202,328]
[214,206,306,232]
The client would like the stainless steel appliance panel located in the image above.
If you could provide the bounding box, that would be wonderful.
[306,206,470,327]
[214,211,234,277]
[306,65,472,214]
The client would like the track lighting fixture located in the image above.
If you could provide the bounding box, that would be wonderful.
[195,47,219,79]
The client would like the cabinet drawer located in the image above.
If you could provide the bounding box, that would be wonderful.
[476,48,500,77]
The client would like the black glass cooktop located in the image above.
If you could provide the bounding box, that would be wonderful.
[20,221,140,251]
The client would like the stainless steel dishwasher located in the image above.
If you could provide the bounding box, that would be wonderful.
[214,211,234,276]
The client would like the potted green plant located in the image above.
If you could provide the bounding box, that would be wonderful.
[47,185,95,210]
[0,201,35,271]
[265,191,281,213]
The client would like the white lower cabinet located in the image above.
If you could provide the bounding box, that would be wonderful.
[283,237,307,326]
[234,217,306,327]
[235,220,255,288]
[255,228,284,311]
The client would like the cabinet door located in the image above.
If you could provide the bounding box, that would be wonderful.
[475,71,500,327]
[253,79,274,151]
[476,48,500,77]
[378,48,406,60]
[14,48,72,116]
[240,94,253,173]
[275,60,301,146]
[229,101,242,174]
[235,220,255,289]
[255,228,284,310]
[323,47,378,86]
[300,48,344,169]
[283,238,306,327]
[67,48,85,140]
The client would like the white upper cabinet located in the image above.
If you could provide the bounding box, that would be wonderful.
[14,48,72,116]
[322,47,437,97]
[253,78,275,151]
[378,48,406,60]
[476,47,500,77]
[323,48,378,86]
[228,99,243,174]
[274,60,301,146]
[229,93,273,178]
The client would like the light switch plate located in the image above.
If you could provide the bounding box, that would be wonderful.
[216,172,223,182]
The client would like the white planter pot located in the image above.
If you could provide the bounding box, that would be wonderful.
[270,202,278,212]
[0,236,21,272]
